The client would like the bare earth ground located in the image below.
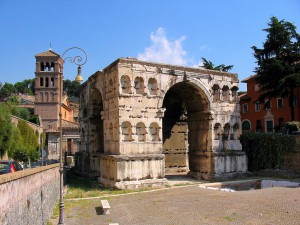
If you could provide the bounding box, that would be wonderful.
[49,174,300,225]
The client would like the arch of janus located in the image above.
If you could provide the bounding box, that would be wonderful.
[76,58,247,189]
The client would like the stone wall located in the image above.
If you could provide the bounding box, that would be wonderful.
[0,164,59,225]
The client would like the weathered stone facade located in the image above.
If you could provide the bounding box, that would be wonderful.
[76,58,247,189]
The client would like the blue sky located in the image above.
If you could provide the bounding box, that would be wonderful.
[0,0,299,91]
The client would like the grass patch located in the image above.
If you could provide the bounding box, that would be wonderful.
[65,169,153,199]
[224,212,238,221]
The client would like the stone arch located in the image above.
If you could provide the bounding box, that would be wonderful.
[136,122,146,142]
[121,121,133,141]
[214,123,222,140]
[232,123,239,140]
[148,78,158,95]
[212,84,220,102]
[222,85,229,101]
[120,75,131,94]
[231,86,239,101]
[88,88,104,153]
[162,81,212,178]
[223,123,230,139]
[134,77,145,95]
[149,122,160,141]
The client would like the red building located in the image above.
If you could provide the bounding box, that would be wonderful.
[240,74,300,133]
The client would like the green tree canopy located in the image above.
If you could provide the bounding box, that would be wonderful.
[0,103,13,157]
[63,79,81,97]
[200,57,234,72]
[252,16,300,120]
[0,83,16,100]
[12,107,31,121]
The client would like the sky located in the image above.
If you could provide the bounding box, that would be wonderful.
[0,0,299,91]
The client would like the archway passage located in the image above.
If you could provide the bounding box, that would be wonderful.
[163,81,211,177]
[88,88,104,176]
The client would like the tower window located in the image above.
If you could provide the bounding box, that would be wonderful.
[45,77,49,87]
[40,62,45,71]
[40,77,44,86]
[51,77,54,87]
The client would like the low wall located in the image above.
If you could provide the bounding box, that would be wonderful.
[0,164,60,225]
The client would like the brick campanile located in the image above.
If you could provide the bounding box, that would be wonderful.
[34,49,64,130]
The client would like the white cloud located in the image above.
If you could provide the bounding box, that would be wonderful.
[199,45,211,51]
[137,27,188,66]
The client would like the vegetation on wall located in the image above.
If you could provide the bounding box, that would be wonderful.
[0,103,39,161]
[240,132,296,171]
[0,103,13,157]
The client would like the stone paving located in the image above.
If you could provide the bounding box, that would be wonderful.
[53,181,300,225]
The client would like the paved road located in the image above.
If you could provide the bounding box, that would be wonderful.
[56,183,300,225]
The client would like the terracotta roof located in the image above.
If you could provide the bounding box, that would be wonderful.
[241,74,259,83]
[35,49,60,57]
[239,92,251,101]
[62,119,79,128]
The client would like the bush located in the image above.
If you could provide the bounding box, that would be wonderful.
[285,121,300,134]
[240,132,296,171]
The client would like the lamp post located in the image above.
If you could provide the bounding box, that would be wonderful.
[58,47,87,225]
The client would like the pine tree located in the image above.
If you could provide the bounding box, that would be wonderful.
[252,16,300,120]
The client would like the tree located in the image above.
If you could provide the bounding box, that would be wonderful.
[252,16,300,120]
[201,57,234,72]
[12,107,31,121]
[14,79,35,95]
[0,103,13,157]
[0,82,16,100]
[63,79,81,97]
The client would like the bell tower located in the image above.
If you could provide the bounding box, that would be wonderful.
[34,49,64,130]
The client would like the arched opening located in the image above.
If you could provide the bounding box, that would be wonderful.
[162,81,211,178]
[120,75,131,94]
[87,88,104,177]
[89,89,104,153]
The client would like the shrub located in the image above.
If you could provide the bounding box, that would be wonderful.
[285,121,300,134]
[240,132,296,171]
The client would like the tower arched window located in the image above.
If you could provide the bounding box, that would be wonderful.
[40,62,45,71]
[45,77,49,87]
[50,62,55,71]
[51,77,55,87]
[40,77,44,87]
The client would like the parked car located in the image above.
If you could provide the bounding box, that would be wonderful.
[0,160,23,174]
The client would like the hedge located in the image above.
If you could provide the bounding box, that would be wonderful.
[240,132,296,171]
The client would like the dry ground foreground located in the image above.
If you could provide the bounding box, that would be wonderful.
[50,183,300,225]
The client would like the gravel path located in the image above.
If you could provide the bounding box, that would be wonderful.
[51,183,300,225]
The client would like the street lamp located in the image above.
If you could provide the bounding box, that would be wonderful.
[58,47,87,225]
